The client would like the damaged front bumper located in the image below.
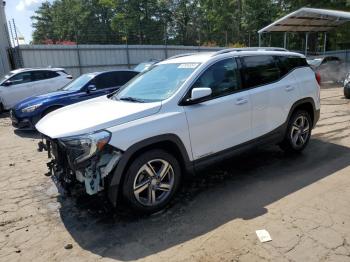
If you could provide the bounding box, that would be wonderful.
[38,137,122,196]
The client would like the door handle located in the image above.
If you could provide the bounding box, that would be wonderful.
[285,85,294,92]
[236,97,248,105]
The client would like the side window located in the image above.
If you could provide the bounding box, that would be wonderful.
[241,55,280,88]
[94,72,118,89]
[192,58,241,99]
[46,71,60,78]
[277,56,309,77]
[9,72,33,85]
[32,71,48,81]
[117,71,138,85]
[32,70,60,81]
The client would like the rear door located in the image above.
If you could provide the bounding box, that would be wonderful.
[32,70,63,94]
[241,55,299,139]
[1,71,36,108]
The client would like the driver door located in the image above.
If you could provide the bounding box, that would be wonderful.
[183,58,252,160]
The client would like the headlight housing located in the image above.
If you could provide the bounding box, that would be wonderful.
[22,103,42,113]
[59,130,111,165]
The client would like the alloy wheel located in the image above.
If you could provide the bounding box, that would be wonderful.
[133,159,175,206]
[290,115,310,148]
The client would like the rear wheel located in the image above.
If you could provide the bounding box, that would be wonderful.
[122,149,181,214]
[0,103,3,114]
[280,110,312,153]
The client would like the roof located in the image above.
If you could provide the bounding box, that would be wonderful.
[11,67,65,74]
[258,8,350,33]
[160,49,304,64]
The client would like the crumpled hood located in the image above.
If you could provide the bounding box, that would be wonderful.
[15,90,74,110]
[36,96,162,138]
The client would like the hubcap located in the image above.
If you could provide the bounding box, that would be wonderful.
[133,159,174,206]
[290,115,310,148]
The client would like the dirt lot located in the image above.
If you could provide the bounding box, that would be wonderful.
[1,86,350,262]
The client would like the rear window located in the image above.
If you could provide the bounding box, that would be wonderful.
[277,56,308,77]
[241,55,280,88]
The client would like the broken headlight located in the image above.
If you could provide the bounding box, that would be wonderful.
[59,130,111,165]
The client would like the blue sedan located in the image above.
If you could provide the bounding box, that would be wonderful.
[11,70,139,129]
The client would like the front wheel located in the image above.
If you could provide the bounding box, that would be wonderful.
[122,149,181,214]
[280,110,312,153]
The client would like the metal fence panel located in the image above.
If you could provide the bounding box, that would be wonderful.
[17,44,223,78]
[17,45,350,78]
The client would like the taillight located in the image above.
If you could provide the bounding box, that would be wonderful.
[315,72,321,85]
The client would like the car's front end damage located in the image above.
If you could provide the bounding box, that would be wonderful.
[38,130,122,196]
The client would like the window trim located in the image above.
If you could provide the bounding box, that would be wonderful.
[179,57,245,106]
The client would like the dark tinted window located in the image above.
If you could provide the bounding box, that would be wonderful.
[47,71,60,78]
[192,58,241,99]
[242,56,280,88]
[94,71,138,89]
[32,70,60,81]
[9,72,33,85]
[94,72,117,89]
[116,71,138,86]
[277,56,308,77]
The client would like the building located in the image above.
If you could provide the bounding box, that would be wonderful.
[0,1,10,76]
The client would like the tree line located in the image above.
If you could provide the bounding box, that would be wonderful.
[32,0,350,50]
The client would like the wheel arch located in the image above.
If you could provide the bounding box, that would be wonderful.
[41,104,64,118]
[287,98,319,128]
[107,134,193,207]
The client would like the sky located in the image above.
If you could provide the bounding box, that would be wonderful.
[5,0,52,44]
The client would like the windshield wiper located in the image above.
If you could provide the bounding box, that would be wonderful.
[119,96,145,103]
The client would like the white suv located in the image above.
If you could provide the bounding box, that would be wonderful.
[36,49,320,214]
[0,68,72,112]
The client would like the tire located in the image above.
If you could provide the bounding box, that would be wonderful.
[122,149,181,214]
[344,84,350,99]
[280,110,312,153]
[0,103,3,114]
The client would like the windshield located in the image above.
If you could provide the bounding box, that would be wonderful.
[307,58,322,67]
[113,63,199,102]
[61,74,95,91]
[134,62,156,72]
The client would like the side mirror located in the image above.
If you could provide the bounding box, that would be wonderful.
[87,84,97,92]
[185,87,212,104]
[2,80,12,87]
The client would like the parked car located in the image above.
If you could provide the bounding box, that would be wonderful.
[0,68,72,112]
[11,70,138,129]
[307,56,346,83]
[344,72,350,99]
[134,59,160,72]
[36,49,320,214]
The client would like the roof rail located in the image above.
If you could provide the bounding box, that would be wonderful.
[212,47,288,57]
[165,53,198,60]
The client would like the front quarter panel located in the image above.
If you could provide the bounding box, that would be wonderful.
[107,107,193,161]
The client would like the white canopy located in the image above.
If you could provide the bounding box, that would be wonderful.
[258,8,350,33]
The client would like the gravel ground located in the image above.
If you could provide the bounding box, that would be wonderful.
[1,86,350,262]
